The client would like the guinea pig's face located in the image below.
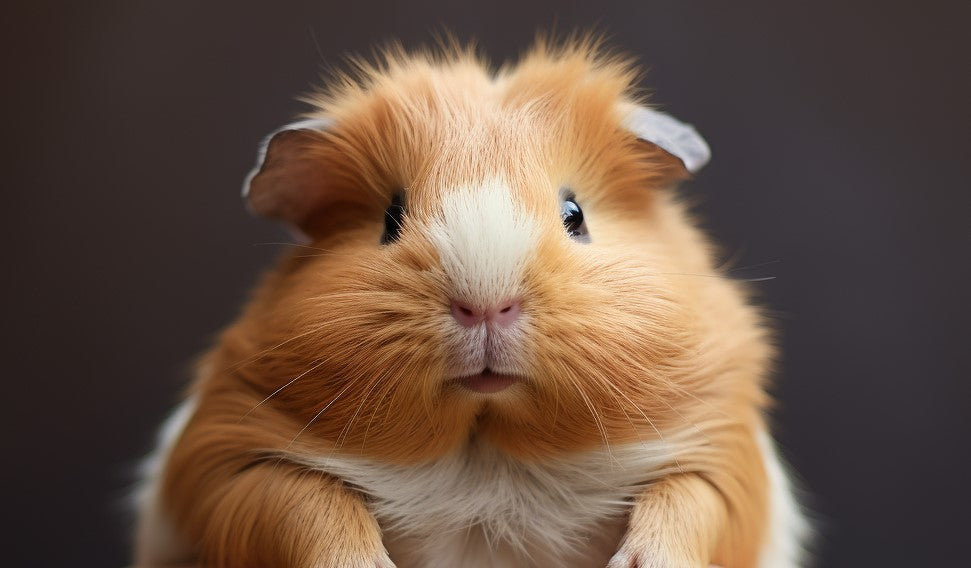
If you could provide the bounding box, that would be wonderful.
[238,49,714,464]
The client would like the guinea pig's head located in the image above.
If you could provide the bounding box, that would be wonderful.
[233,42,730,464]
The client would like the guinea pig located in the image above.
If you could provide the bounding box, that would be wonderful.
[133,38,810,568]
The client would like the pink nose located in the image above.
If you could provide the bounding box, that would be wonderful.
[450,298,522,328]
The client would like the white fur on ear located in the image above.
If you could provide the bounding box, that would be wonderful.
[241,117,334,203]
[623,106,711,173]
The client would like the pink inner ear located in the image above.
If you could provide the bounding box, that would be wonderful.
[244,125,335,232]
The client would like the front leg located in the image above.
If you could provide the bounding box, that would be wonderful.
[609,427,769,568]
[190,463,393,568]
[608,474,726,568]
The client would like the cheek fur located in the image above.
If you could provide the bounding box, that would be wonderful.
[477,238,707,458]
[230,239,486,464]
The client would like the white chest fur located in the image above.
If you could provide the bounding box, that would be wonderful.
[302,439,685,567]
[139,401,808,568]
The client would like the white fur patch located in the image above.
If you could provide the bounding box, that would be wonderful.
[757,430,812,568]
[135,406,809,566]
[441,319,529,379]
[133,398,197,565]
[427,179,537,310]
[296,438,691,566]
[428,179,538,380]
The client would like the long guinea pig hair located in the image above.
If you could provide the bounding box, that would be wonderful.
[136,35,809,568]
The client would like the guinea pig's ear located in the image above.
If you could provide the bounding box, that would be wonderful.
[622,105,711,180]
[242,117,354,239]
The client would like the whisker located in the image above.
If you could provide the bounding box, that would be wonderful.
[286,382,354,450]
[588,371,687,473]
[237,358,329,422]
[225,325,326,372]
[252,241,362,260]
[587,376,644,464]
[656,377,732,420]
[226,313,379,374]
[655,395,711,444]
[334,373,387,453]
[563,372,614,462]
[307,25,326,64]
[598,375,665,441]
[655,271,776,282]
[252,241,336,253]
[726,259,782,273]
[361,378,398,451]
[714,247,747,272]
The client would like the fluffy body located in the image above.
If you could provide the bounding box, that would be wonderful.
[135,39,809,567]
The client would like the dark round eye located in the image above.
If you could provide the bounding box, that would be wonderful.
[381,193,406,245]
[561,195,590,242]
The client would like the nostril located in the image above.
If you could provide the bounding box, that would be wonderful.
[450,299,522,328]
[491,298,522,327]
[450,301,483,328]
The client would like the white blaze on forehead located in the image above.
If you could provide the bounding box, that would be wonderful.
[428,179,537,307]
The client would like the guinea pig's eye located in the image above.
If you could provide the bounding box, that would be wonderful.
[381,192,406,245]
[560,194,590,243]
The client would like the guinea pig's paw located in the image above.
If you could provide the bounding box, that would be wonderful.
[323,549,395,568]
[374,549,396,568]
[607,543,708,568]
[305,543,394,568]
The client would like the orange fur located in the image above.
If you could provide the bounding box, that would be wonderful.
[139,38,779,567]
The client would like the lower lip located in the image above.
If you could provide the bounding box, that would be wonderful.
[458,372,521,394]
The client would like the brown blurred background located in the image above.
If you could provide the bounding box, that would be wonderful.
[3,1,969,566]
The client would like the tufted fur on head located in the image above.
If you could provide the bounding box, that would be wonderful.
[136,36,808,568]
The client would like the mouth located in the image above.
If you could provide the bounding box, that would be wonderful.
[455,368,522,394]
